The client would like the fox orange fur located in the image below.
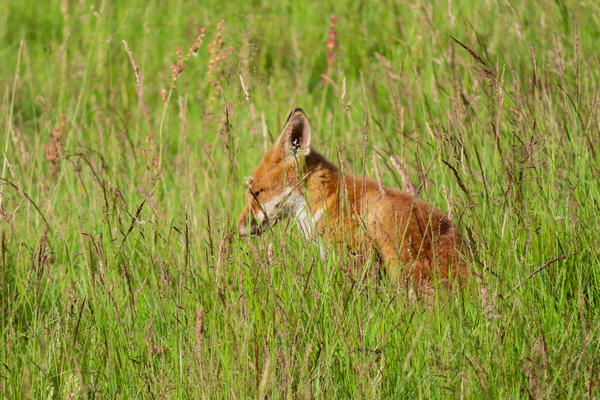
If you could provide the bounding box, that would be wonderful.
[238,108,468,287]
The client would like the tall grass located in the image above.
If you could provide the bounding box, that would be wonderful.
[1,0,599,398]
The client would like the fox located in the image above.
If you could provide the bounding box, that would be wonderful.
[238,108,469,288]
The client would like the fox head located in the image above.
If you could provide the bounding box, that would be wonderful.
[238,108,312,236]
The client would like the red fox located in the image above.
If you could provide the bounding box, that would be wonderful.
[238,108,468,287]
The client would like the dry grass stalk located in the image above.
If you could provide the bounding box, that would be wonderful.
[372,155,385,196]
[450,35,489,70]
[267,243,274,265]
[195,306,204,358]
[141,132,161,186]
[207,20,233,104]
[2,40,23,212]
[257,356,272,399]
[442,184,453,220]
[340,76,351,109]
[44,116,66,180]
[219,105,236,182]
[239,74,250,102]
[122,40,143,99]
[479,280,501,321]
[261,111,268,151]
[552,32,565,77]
[389,155,417,197]
[521,334,552,399]
[215,223,232,295]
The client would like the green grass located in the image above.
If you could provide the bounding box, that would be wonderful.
[1,0,599,398]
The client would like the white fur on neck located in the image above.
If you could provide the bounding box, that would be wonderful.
[256,187,328,262]
[256,187,315,238]
[312,206,325,225]
[282,188,313,237]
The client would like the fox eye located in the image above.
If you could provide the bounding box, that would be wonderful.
[250,188,263,198]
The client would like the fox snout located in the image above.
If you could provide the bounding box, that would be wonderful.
[238,218,262,236]
[238,204,263,236]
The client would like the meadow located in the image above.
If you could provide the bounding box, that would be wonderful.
[1,0,599,398]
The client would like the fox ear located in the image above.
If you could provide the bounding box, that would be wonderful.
[277,108,311,158]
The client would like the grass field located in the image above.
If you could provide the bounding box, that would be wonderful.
[1,0,600,398]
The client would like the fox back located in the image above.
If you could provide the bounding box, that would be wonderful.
[238,108,468,287]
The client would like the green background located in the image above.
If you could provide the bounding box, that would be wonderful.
[1,0,599,397]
